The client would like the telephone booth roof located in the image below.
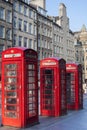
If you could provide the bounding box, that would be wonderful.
[66,63,82,67]
[2,47,37,61]
[66,63,82,71]
[41,57,65,61]
[40,57,66,68]
[66,62,81,66]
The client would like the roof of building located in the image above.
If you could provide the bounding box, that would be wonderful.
[81,24,87,32]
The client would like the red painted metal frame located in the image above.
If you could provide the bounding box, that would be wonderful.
[40,57,67,117]
[66,63,83,110]
[1,47,39,128]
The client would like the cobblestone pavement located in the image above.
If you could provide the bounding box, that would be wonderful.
[0,94,87,130]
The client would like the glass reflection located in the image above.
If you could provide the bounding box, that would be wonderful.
[28,65,32,69]
[29,104,32,110]
[6,84,16,90]
[29,77,34,82]
[29,97,32,103]
[6,98,17,104]
[6,71,16,76]
[5,92,17,97]
[28,83,35,89]
[33,97,35,101]
[29,90,32,95]
[5,111,17,118]
[6,105,17,111]
[28,71,35,76]
[5,64,17,69]
[6,78,16,83]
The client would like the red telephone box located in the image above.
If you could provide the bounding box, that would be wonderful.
[40,58,67,117]
[1,47,39,128]
[66,63,83,110]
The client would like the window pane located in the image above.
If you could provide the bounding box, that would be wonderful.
[13,17,17,28]
[0,45,4,56]
[6,10,12,23]
[0,25,5,38]
[29,9,33,18]
[29,39,32,48]
[0,7,5,20]
[13,1,17,10]
[5,92,17,97]
[6,84,17,90]
[24,21,28,32]
[18,18,22,30]
[24,37,27,47]
[34,12,37,20]
[6,105,17,111]
[5,111,17,118]
[19,4,23,14]
[34,25,36,35]
[6,29,12,40]
[5,64,17,69]
[24,6,28,16]
[29,23,32,34]
[19,36,22,46]
[13,34,17,46]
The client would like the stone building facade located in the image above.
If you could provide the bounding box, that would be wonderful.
[12,0,37,51]
[74,25,87,83]
[0,0,12,53]
[29,1,75,63]
[0,0,75,63]
[54,3,75,62]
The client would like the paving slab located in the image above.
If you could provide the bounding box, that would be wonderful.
[0,94,87,130]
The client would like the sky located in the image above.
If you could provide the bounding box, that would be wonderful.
[46,0,87,32]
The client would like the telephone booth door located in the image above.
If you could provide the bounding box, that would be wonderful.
[60,69,67,115]
[66,63,83,110]
[40,68,55,116]
[2,61,22,127]
[66,72,75,109]
[78,65,83,109]
[25,61,38,125]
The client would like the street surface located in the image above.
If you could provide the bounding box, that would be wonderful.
[0,94,87,130]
